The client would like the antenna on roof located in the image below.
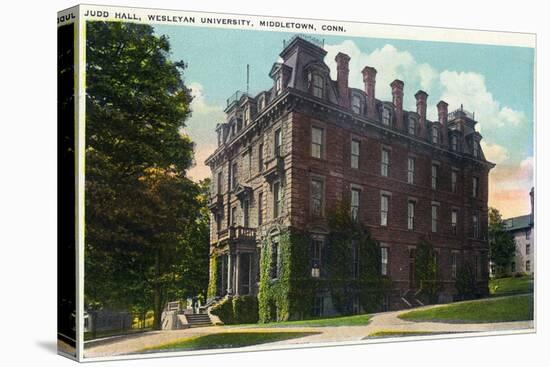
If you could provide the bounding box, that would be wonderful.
[246,64,250,95]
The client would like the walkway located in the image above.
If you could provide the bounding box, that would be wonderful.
[84,301,533,358]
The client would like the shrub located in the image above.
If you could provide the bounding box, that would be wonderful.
[232,296,259,324]
[210,296,259,324]
[455,263,477,300]
[210,297,234,324]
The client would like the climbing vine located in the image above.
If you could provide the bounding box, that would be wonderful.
[414,240,440,303]
[258,228,318,323]
[206,254,218,300]
[327,200,391,314]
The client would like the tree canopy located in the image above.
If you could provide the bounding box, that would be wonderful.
[488,207,516,276]
[84,21,209,330]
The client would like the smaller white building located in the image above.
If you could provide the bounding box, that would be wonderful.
[503,214,533,275]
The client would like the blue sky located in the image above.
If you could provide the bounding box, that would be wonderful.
[154,25,534,217]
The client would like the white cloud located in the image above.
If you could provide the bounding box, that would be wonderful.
[324,41,527,132]
[480,141,509,164]
[183,82,225,182]
[324,42,437,102]
[438,71,527,130]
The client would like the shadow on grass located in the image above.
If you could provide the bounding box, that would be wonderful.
[139,331,321,353]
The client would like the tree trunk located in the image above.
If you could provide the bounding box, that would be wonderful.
[152,248,163,330]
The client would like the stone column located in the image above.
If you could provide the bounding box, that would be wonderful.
[227,253,233,295]
[235,253,241,296]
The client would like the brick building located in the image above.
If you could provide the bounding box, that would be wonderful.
[205,35,494,317]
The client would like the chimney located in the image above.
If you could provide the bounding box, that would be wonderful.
[362,66,377,119]
[415,90,428,138]
[391,79,404,130]
[437,100,449,146]
[335,52,351,108]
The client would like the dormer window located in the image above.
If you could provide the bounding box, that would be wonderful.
[432,126,439,144]
[408,117,416,136]
[451,135,458,151]
[259,96,265,111]
[311,73,324,99]
[473,140,479,158]
[243,106,250,126]
[276,75,282,95]
[382,107,391,126]
[352,95,361,114]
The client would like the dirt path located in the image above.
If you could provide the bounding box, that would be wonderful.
[84,301,534,358]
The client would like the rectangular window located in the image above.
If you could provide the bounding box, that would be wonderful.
[526,229,531,240]
[273,181,282,218]
[243,199,250,227]
[526,260,531,272]
[432,127,439,144]
[431,204,439,233]
[310,178,324,217]
[216,209,223,232]
[217,171,223,194]
[407,157,415,184]
[276,75,282,95]
[451,135,458,151]
[473,177,479,198]
[231,162,238,190]
[473,141,479,158]
[526,243,530,255]
[231,206,237,226]
[381,149,390,177]
[312,74,324,98]
[244,107,250,126]
[351,139,360,169]
[407,201,415,230]
[352,240,359,279]
[274,128,282,157]
[452,210,458,235]
[382,108,391,126]
[451,170,458,193]
[248,150,252,178]
[381,195,389,226]
[258,192,263,225]
[381,247,389,276]
[311,126,323,159]
[312,238,324,276]
[451,253,457,279]
[258,143,264,171]
[408,118,416,135]
[270,241,279,279]
[352,95,361,114]
[431,164,438,190]
[351,188,360,221]
[473,213,480,239]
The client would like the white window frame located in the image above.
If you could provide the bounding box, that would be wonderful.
[452,209,458,235]
[273,181,282,218]
[431,164,438,190]
[382,107,391,126]
[351,188,360,221]
[381,194,389,226]
[381,247,389,276]
[407,157,415,184]
[351,139,360,169]
[311,126,324,159]
[407,201,415,230]
[432,126,439,144]
[381,149,390,177]
[312,73,324,98]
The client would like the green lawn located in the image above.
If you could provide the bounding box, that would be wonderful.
[489,275,534,296]
[398,294,533,323]
[229,313,371,328]
[140,331,319,353]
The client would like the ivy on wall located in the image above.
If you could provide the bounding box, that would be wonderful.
[327,201,391,314]
[414,240,440,303]
[207,254,218,300]
[258,228,318,323]
[210,295,258,324]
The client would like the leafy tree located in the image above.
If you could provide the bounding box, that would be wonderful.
[488,207,516,276]
[84,21,209,330]
[455,262,477,300]
[414,240,439,303]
